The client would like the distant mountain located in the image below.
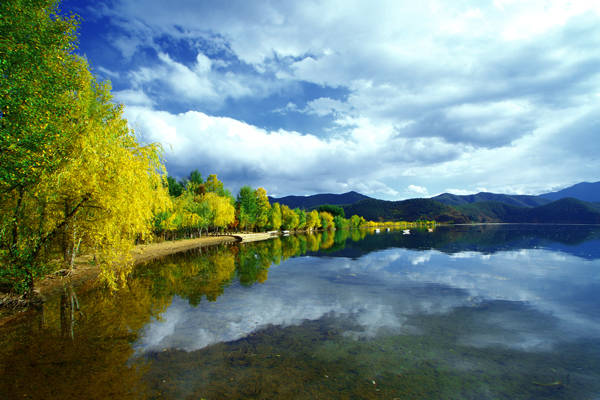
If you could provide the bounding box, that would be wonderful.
[540,181,600,202]
[343,198,470,223]
[432,192,550,208]
[268,191,371,209]
[519,198,600,224]
[269,183,600,224]
[457,198,600,224]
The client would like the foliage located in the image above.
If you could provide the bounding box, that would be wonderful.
[254,187,271,231]
[166,176,184,197]
[306,210,321,230]
[270,202,282,231]
[319,211,335,231]
[317,204,345,218]
[204,192,235,232]
[0,1,170,293]
[281,205,299,230]
[333,215,349,230]
[294,208,307,230]
[236,186,257,231]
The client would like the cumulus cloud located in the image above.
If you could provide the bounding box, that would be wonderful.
[81,0,600,196]
[407,185,428,196]
[124,105,462,197]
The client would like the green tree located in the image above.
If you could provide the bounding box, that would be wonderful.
[350,214,366,228]
[166,176,184,197]
[294,208,307,230]
[254,187,271,231]
[333,215,349,230]
[317,205,345,218]
[236,186,257,231]
[281,205,299,230]
[270,202,282,231]
[188,170,203,185]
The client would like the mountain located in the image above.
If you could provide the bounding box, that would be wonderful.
[518,198,600,224]
[457,198,600,224]
[268,191,371,209]
[269,183,600,224]
[432,192,550,208]
[343,198,470,223]
[540,181,600,202]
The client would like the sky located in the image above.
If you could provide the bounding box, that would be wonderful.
[61,0,600,200]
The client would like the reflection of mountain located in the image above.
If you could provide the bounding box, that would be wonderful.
[307,225,600,260]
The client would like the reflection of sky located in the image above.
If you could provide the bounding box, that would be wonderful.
[135,247,600,354]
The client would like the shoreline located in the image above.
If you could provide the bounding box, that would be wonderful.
[0,233,276,323]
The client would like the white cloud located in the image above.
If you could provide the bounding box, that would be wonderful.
[113,89,154,107]
[407,184,428,196]
[91,0,600,196]
[125,106,463,198]
[134,246,600,355]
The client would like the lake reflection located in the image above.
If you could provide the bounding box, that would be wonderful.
[2,225,600,399]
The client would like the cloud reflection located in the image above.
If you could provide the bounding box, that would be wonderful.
[135,247,600,354]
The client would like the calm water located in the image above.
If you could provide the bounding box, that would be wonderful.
[2,225,600,399]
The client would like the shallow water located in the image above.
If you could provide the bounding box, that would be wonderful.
[2,225,600,399]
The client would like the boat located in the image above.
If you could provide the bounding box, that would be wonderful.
[374,228,380,233]
[402,229,410,235]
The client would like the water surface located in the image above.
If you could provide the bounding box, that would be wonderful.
[1,225,600,399]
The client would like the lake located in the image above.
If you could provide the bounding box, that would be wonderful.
[1,225,600,399]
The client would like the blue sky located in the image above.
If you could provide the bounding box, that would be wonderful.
[61,0,600,199]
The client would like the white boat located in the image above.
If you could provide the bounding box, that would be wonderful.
[402,229,410,235]
[374,228,380,233]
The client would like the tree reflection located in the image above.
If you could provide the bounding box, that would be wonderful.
[0,277,170,399]
[0,230,365,398]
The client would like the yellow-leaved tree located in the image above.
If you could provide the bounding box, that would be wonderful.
[0,0,170,293]
[50,75,170,289]
[203,192,235,233]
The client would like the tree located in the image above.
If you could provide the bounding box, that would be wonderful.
[294,208,307,230]
[166,176,184,197]
[0,1,170,293]
[319,211,335,231]
[317,205,345,218]
[281,205,299,230]
[203,192,235,233]
[333,215,349,230]
[306,210,321,230]
[0,0,81,194]
[236,186,257,231]
[350,214,366,228]
[254,187,271,231]
[270,202,282,231]
[188,170,203,186]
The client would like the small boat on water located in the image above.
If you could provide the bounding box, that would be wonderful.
[402,229,410,235]
[374,228,380,233]
[427,228,434,232]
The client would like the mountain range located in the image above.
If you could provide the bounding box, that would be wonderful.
[269,181,600,224]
